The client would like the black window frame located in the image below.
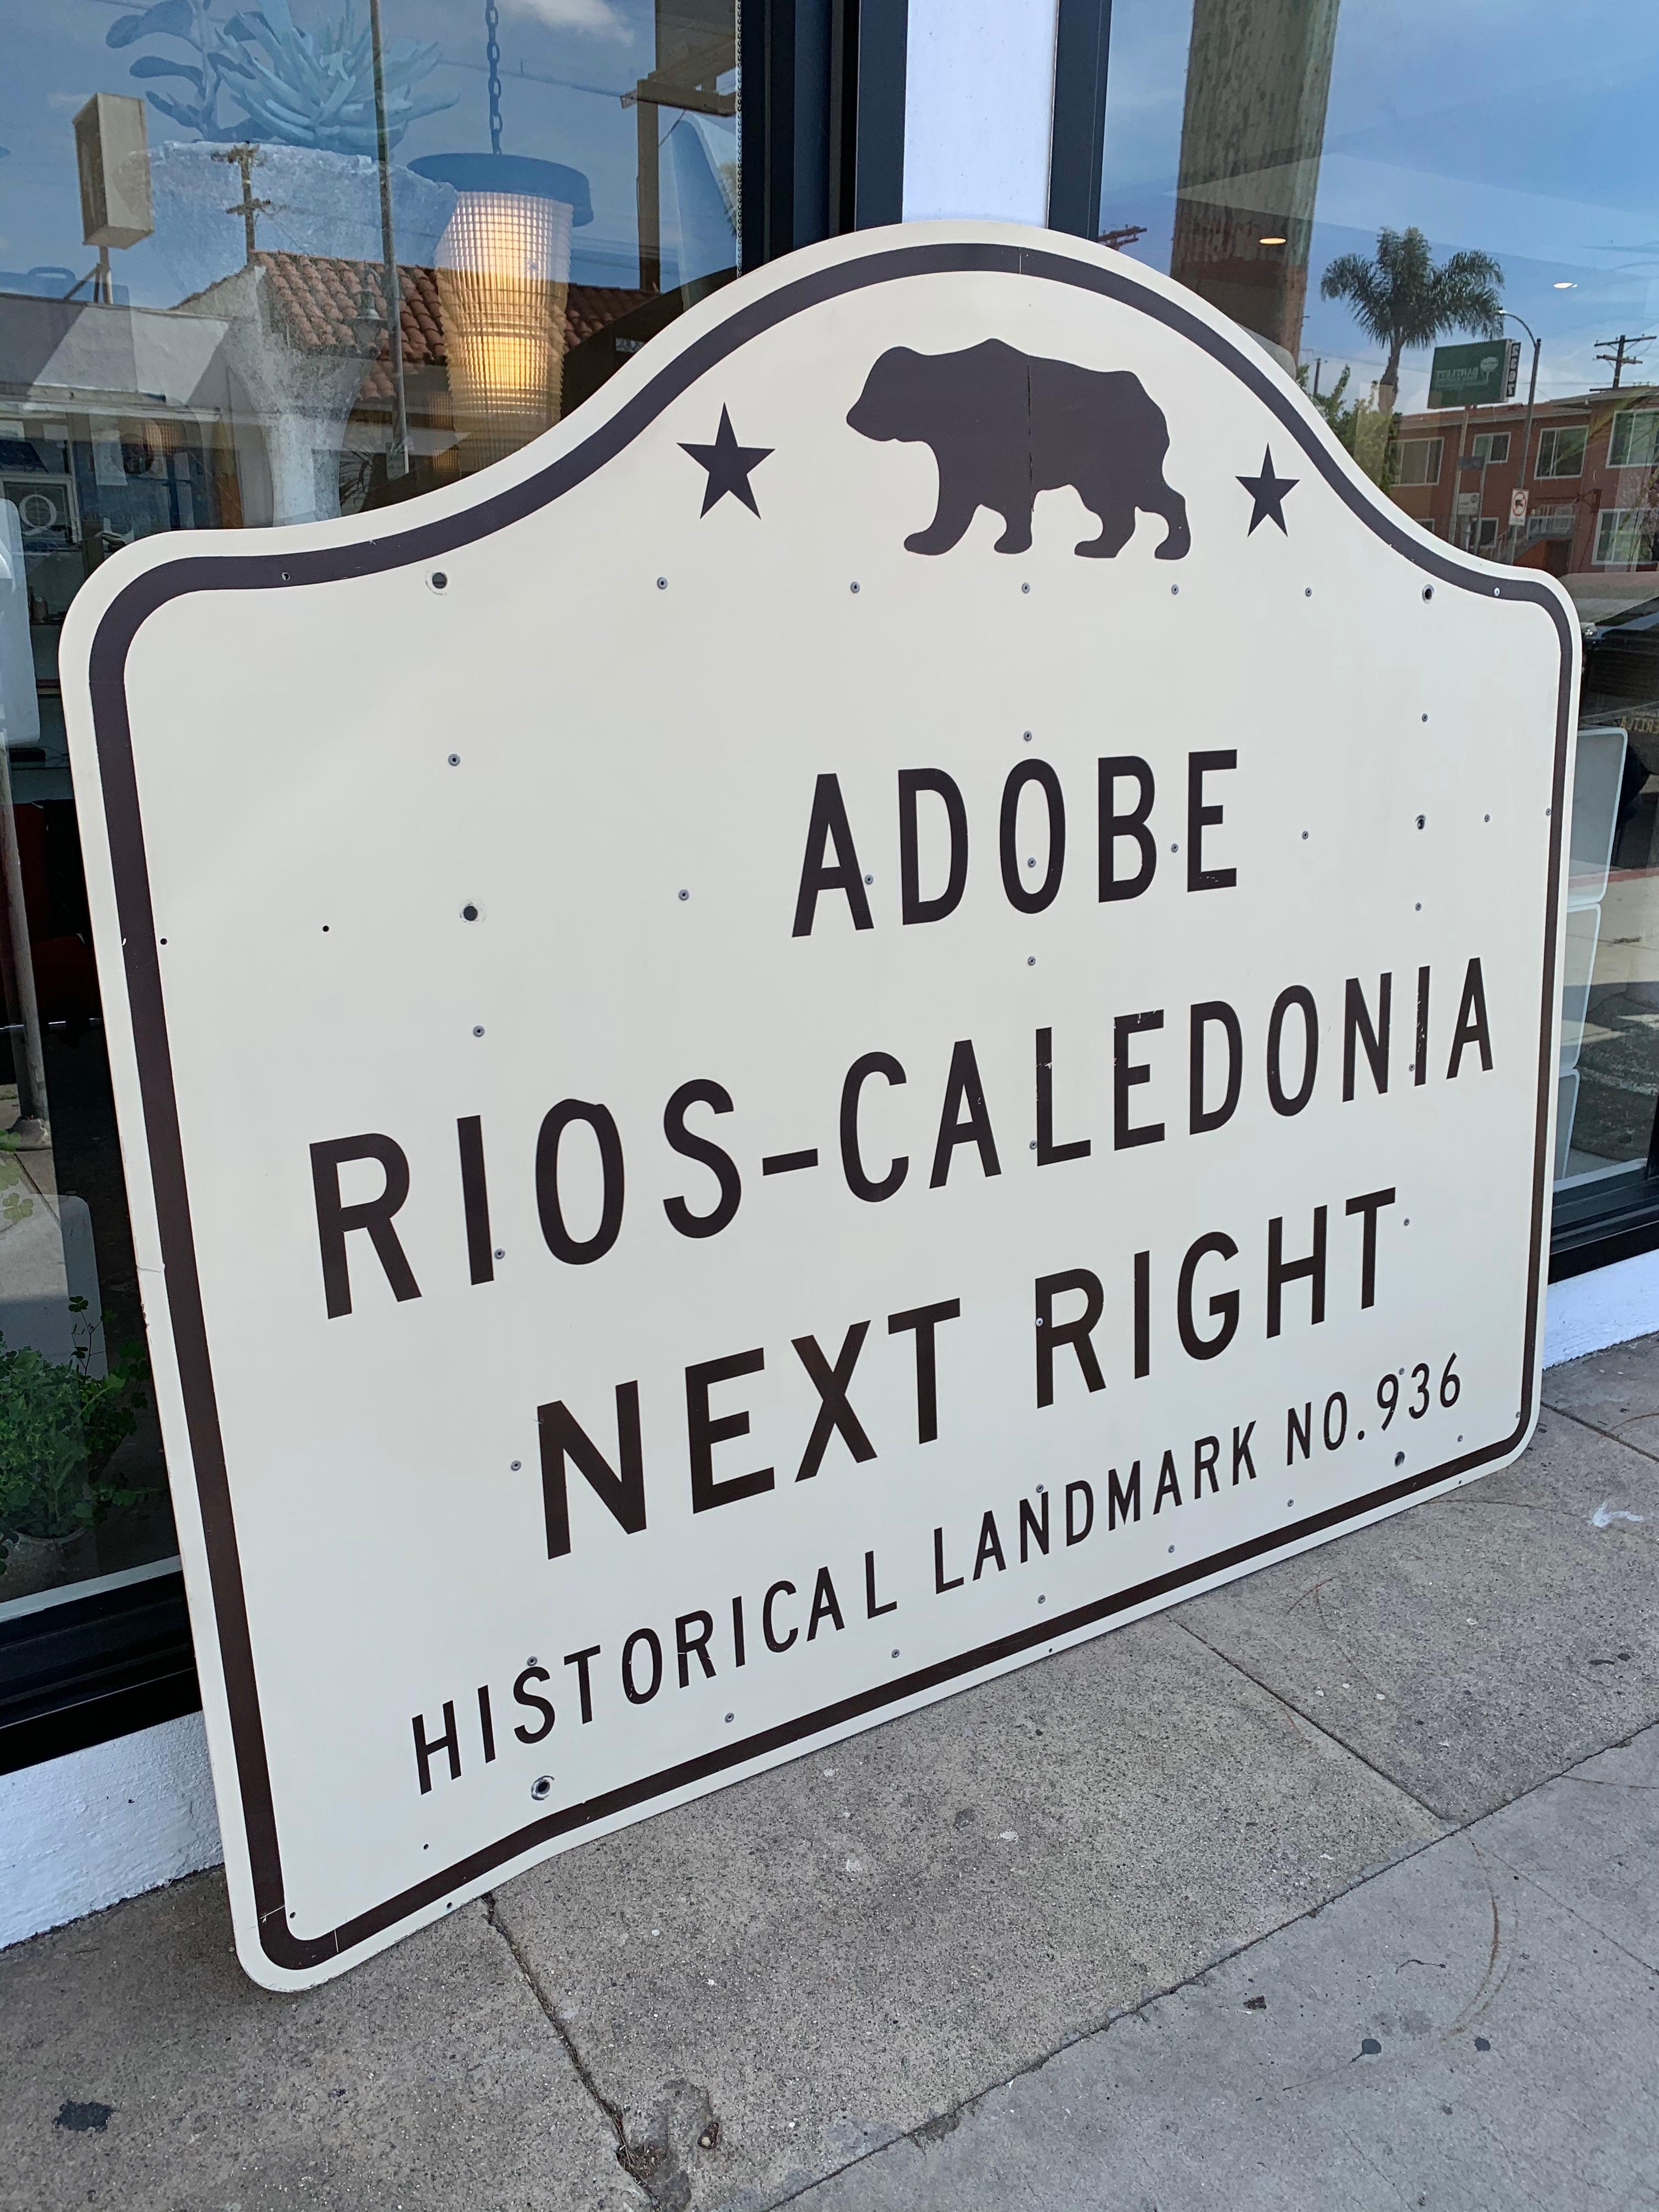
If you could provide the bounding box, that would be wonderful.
[6,0,906,1779]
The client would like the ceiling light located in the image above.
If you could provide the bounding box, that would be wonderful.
[410,152,594,472]
[1259,235,1287,246]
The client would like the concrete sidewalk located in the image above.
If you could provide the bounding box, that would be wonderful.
[3,1338,1657,2212]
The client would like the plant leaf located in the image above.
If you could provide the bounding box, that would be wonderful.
[108,0,196,47]
[129,55,207,88]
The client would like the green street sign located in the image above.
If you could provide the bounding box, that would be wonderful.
[1427,338,1520,408]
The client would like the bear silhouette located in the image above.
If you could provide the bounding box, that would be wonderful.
[846,338,1190,561]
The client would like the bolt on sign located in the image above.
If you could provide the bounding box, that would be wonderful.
[63,224,1576,1989]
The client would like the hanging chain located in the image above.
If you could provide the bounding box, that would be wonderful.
[485,0,504,155]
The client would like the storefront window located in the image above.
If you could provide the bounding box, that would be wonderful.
[1097,0,1659,1264]
[0,0,738,1617]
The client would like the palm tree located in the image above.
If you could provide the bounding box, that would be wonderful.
[1319,227,1504,417]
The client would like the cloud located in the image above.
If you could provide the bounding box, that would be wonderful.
[498,0,633,43]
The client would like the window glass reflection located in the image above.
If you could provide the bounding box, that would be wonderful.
[1099,0,1659,1242]
[0,0,737,1613]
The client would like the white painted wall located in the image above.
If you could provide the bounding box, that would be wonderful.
[1543,1246,1659,1367]
[5,1260,1659,1955]
[903,0,1060,225]
[0,1711,221,1950]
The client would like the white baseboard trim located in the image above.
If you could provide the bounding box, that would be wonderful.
[0,1711,221,1951]
[1543,1246,1659,1368]
[3,1260,1657,1956]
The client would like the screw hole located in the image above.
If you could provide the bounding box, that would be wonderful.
[678,888,690,902]
[472,1025,484,1037]
[1422,585,1434,601]
[1021,582,1031,595]
[447,752,460,766]
[461,903,479,921]
[431,571,447,591]
[531,1776,554,1802]
[656,576,667,590]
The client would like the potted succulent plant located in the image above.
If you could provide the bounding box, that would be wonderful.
[0,1304,153,1602]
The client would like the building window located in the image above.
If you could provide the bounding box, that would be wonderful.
[1609,409,1659,470]
[1594,509,1659,566]
[1090,0,1659,1277]
[1537,425,1588,478]
[0,0,757,1717]
[1396,437,1442,486]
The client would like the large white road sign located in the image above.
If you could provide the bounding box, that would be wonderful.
[63,225,1576,1987]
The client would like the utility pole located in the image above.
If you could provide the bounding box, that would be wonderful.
[1501,311,1541,564]
[212,143,273,264]
[1594,332,1654,390]
[368,0,410,481]
[1453,404,1474,549]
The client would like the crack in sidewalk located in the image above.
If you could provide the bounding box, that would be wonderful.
[484,1893,655,2202]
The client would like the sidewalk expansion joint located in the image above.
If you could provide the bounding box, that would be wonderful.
[1164,1615,1451,1825]
[769,1702,1651,2208]
[1539,1399,1659,1470]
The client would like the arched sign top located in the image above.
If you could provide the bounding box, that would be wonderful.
[63,223,1576,1988]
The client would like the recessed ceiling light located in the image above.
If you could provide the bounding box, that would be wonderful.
[1554,281,1577,290]
[1259,235,1287,246]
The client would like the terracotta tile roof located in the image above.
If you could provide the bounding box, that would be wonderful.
[186,252,649,403]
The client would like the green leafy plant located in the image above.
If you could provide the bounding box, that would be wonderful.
[0,1307,153,1544]
[1296,362,1398,490]
[106,0,455,154]
[0,1147,36,1228]
[1319,226,1504,419]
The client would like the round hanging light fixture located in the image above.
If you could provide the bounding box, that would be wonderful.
[409,149,593,470]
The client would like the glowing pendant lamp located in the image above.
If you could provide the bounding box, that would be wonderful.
[410,150,593,470]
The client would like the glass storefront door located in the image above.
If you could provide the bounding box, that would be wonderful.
[1097,0,1659,1263]
[0,0,739,1618]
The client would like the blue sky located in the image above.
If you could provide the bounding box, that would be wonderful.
[0,0,732,297]
[0,0,1653,400]
[1100,0,1659,405]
